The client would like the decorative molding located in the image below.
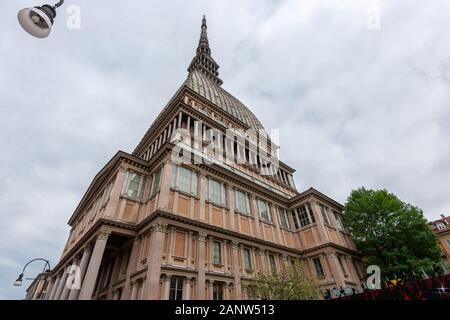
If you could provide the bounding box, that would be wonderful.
[198,232,207,242]
[151,223,168,233]
[98,230,111,241]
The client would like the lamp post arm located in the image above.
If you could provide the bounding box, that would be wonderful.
[54,0,64,8]
[22,258,51,273]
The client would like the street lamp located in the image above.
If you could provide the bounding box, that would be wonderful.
[13,258,51,299]
[17,0,65,38]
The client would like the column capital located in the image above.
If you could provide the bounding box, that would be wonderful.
[151,223,168,234]
[327,252,338,259]
[231,241,239,250]
[198,232,207,242]
[98,230,111,241]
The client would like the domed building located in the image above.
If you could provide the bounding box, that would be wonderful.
[45,17,364,300]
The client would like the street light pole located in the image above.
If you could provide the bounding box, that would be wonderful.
[14,258,51,300]
[17,1,65,38]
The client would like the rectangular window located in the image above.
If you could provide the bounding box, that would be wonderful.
[436,222,447,230]
[277,207,290,229]
[338,256,348,276]
[213,241,222,264]
[257,199,271,222]
[292,203,315,228]
[313,257,325,277]
[171,165,198,196]
[291,210,299,229]
[213,283,223,300]
[234,189,251,216]
[150,167,162,198]
[268,254,277,273]
[169,277,184,300]
[205,177,227,206]
[333,211,345,231]
[319,204,331,225]
[446,239,450,247]
[122,171,147,200]
[243,248,252,270]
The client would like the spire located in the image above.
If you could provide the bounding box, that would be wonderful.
[187,15,223,85]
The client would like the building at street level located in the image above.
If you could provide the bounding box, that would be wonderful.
[45,17,364,300]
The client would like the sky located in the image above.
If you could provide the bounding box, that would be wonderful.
[1,0,449,299]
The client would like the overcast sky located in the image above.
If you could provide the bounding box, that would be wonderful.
[1,0,449,299]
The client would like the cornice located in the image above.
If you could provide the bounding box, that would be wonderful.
[68,151,150,225]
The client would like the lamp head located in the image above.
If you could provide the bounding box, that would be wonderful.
[17,4,57,39]
[13,273,24,287]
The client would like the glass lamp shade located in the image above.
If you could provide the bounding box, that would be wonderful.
[13,273,24,287]
[18,7,54,38]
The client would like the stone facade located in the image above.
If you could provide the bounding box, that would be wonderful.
[45,17,364,300]
[428,215,450,263]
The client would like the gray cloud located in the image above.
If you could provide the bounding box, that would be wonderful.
[1,0,449,299]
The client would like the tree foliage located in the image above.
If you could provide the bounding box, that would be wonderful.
[342,187,442,277]
[244,262,320,300]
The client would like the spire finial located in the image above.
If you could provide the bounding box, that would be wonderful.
[187,16,223,85]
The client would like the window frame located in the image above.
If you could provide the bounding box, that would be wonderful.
[169,277,184,300]
[122,171,147,200]
[213,282,223,300]
[257,199,272,223]
[277,207,290,229]
[243,248,253,270]
[171,164,198,196]
[268,254,277,273]
[313,257,325,278]
[149,167,162,198]
[292,202,316,229]
[333,210,345,231]
[212,241,222,265]
[205,176,227,206]
[319,204,331,226]
[234,189,252,216]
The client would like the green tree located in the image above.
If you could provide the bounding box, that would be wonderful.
[342,187,442,278]
[244,262,320,300]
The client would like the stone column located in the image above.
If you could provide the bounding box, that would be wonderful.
[228,187,236,230]
[122,237,141,300]
[231,241,242,299]
[44,277,55,300]
[68,245,92,300]
[313,202,330,243]
[163,275,171,300]
[167,227,175,265]
[257,249,266,272]
[346,256,363,292]
[130,282,137,300]
[199,175,206,221]
[60,259,79,300]
[48,275,60,300]
[184,277,191,300]
[158,162,172,210]
[223,240,229,273]
[208,281,214,300]
[224,282,230,300]
[196,232,207,299]
[78,230,110,300]
[54,266,69,300]
[142,223,168,300]
[327,251,346,289]
[187,232,193,269]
